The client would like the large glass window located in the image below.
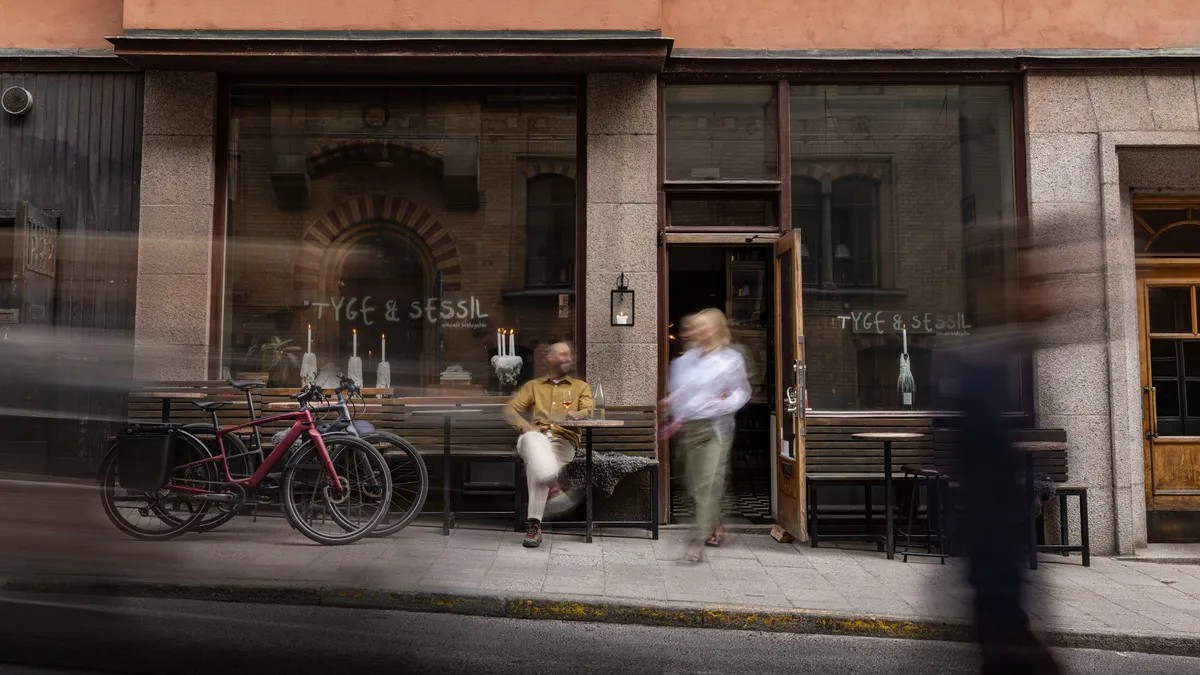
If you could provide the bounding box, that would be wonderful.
[222,85,578,396]
[664,84,779,182]
[791,84,1018,410]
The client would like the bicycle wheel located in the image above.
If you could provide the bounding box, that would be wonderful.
[281,435,391,545]
[364,432,430,537]
[98,432,217,541]
[180,424,254,533]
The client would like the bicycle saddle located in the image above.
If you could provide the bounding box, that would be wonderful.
[192,400,229,412]
[228,379,266,392]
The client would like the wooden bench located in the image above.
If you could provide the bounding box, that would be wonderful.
[390,401,658,537]
[805,416,935,546]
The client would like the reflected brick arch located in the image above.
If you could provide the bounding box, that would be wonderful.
[306,140,444,180]
[792,160,887,187]
[520,158,576,181]
[294,194,462,293]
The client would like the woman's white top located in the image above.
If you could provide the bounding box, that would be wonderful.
[666,345,751,424]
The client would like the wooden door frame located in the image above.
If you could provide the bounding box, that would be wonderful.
[1136,258,1200,514]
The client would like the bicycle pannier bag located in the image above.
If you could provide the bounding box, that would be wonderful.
[115,427,175,491]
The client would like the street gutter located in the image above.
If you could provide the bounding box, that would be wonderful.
[4,575,1199,658]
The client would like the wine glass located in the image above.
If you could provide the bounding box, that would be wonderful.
[561,389,574,419]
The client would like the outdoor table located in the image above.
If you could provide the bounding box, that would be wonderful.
[1015,441,1067,570]
[850,431,924,560]
[410,407,481,535]
[139,391,204,424]
[557,418,625,543]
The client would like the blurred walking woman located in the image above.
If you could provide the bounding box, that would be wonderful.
[662,308,750,562]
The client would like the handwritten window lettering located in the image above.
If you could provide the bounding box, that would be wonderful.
[836,311,972,336]
[308,296,489,327]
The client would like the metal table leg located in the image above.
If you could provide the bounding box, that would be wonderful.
[1026,453,1038,570]
[442,415,451,536]
[160,398,170,424]
[585,427,594,543]
[884,440,895,560]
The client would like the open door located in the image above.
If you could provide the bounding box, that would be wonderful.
[773,229,807,541]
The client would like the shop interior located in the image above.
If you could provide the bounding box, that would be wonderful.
[667,245,775,524]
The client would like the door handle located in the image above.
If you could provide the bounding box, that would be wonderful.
[1145,386,1159,439]
[785,387,798,414]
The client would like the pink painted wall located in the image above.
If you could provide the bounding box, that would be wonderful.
[6,0,1200,53]
[663,0,1200,50]
[122,0,661,32]
[0,0,121,50]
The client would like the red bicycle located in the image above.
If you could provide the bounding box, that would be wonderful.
[99,389,392,545]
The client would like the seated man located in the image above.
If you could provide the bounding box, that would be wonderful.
[504,342,594,548]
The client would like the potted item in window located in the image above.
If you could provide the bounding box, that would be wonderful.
[240,336,301,386]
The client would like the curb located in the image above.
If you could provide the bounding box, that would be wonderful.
[5,576,1199,658]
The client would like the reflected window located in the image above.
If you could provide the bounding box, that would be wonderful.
[792,177,822,286]
[525,174,575,288]
[664,84,779,182]
[831,176,879,288]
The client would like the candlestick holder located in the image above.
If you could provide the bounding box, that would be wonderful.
[490,354,523,395]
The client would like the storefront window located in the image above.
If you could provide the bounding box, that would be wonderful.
[664,84,779,182]
[791,84,1018,410]
[222,85,578,396]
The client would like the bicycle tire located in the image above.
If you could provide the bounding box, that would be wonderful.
[179,424,254,533]
[363,432,430,537]
[98,433,216,541]
[281,435,391,545]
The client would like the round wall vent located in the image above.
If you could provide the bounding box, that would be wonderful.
[2,87,34,116]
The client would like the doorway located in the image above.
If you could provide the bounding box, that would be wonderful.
[666,245,775,524]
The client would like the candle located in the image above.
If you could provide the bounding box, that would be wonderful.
[353,328,358,357]
[508,329,515,356]
[902,328,907,354]
[497,329,503,356]
[381,334,386,362]
[307,324,312,353]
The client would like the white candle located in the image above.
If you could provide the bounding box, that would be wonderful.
[902,328,907,354]
[381,334,386,362]
[353,328,358,357]
[497,329,503,356]
[307,324,312,353]
[508,329,515,356]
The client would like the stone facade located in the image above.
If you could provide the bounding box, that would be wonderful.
[585,73,659,407]
[134,72,217,380]
[1026,70,1200,554]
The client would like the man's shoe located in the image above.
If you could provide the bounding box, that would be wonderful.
[522,520,543,548]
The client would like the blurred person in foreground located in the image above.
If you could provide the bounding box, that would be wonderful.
[661,309,750,562]
[505,342,593,548]
[941,240,1094,675]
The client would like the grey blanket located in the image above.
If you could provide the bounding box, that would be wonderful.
[559,449,654,496]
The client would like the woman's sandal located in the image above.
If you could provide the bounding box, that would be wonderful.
[705,531,726,547]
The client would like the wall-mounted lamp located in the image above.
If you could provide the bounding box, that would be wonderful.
[611,273,635,326]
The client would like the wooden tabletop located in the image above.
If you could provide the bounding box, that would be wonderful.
[409,408,482,415]
[556,419,626,428]
[138,391,204,399]
[1014,441,1068,452]
[850,432,925,441]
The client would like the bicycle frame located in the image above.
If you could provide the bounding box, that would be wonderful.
[169,408,343,495]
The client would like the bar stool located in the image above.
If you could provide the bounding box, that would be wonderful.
[897,465,949,563]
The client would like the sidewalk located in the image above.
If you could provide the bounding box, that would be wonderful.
[4,475,1200,656]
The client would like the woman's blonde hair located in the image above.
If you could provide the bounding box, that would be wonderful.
[694,307,733,349]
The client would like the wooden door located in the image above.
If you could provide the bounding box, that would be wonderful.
[773,230,808,540]
[1139,267,1200,536]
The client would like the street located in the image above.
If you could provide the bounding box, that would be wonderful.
[1,591,1197,675]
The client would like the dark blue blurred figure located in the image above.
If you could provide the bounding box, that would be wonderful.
[945,245,1062,675]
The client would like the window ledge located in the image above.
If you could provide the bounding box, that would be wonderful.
[801,287,907,300]
[501,287,574,298]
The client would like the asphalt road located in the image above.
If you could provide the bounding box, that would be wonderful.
[1,591,1197,675]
